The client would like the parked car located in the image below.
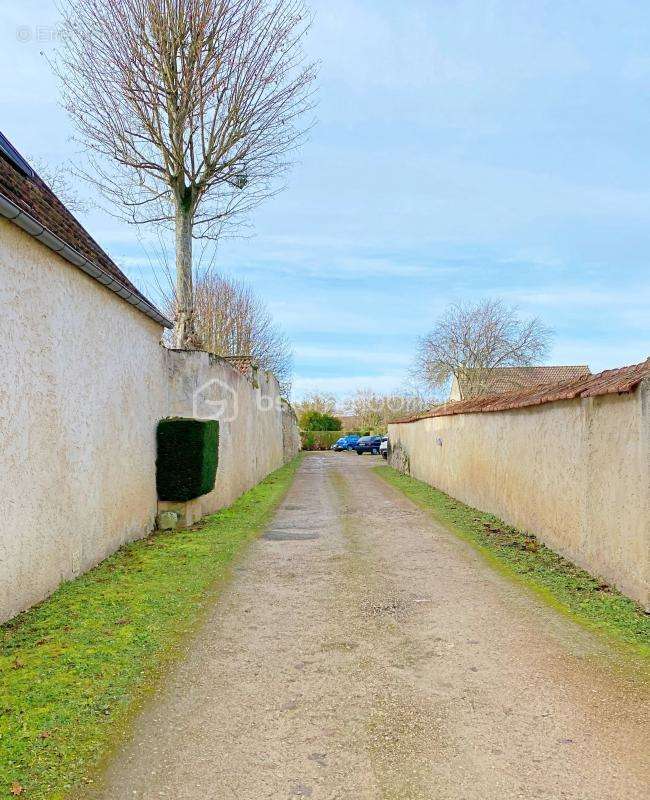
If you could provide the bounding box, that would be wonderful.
[379,436,389,459]
[355,435,383,455]
[331,435,360,451]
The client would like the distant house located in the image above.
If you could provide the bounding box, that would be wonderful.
[449,365,591,401]
[335,413,361,432]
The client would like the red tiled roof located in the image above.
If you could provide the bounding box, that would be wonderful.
[456,365,591,397]
[395,359,650,423]
[221,355,259,375]
[0,133,170,327]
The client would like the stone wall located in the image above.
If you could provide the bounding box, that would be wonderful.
[388,383,650,609]
[0,218,299,622]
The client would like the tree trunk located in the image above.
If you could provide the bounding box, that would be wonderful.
[173,202,195,349]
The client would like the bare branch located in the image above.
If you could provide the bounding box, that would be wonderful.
[293,393,337,419]
[55,0,317,347]
[343,388,434,434]
[30,157,94,216]
[414,298,553,397]
[170,271,294,395]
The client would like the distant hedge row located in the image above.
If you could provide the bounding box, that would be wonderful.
[156,418,219,501]
[301,430,342,451]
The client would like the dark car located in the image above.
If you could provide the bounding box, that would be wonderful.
[331,435,360,452]
[355,435,383,455]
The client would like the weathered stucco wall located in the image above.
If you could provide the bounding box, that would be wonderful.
[159,350,298,523]
[0,219,299,622]
[282,399,301,463]
[388,384,650,609]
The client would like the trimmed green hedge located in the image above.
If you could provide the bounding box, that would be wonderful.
[156,418,219,501]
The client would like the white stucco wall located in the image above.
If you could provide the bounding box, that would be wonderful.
[281,399,301,463]
[0,218,299,622]
[388,385,650,609]
[160,349,298,521]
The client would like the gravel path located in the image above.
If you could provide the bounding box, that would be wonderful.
[91,453,649,799]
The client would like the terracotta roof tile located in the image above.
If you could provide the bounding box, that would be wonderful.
[456,365,591,397]
[221,355,259,375]
[395,359,650,423]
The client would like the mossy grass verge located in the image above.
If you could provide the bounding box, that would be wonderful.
[374,465,650,658]
[0,455,302,800]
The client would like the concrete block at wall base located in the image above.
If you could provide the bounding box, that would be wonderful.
[157,499,203,529]
[156,511,179,531]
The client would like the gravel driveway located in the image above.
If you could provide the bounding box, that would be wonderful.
[90,452,649,799]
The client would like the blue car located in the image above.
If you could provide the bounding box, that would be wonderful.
[331,435,360,451]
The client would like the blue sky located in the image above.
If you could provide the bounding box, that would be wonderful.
[2,0,650,399]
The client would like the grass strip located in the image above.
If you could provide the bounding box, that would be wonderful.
[0,456,301,800]
[374,465,650,657]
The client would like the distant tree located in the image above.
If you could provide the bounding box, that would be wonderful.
[299,410,342,432]
[345,389,383,433]
[181,272,293,395]
[414,299,552,396]
[345,388,433,434]
[56,0,317,348]
[294,392,338,419]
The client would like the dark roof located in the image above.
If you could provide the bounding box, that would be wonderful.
[396,359,650,422]
[455,365,591,398]
[0,131,171,328]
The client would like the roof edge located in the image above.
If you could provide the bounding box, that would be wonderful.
[0,190,173,329]
[391,358,650,424]
[460,365,590,374]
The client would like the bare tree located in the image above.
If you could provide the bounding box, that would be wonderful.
[414,299,552,397]
[56,0,317,347]
[185,272,293,394]
[345,388,433,433]
[293,392,337,419]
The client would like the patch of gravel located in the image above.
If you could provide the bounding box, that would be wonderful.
[87,453,650,800]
